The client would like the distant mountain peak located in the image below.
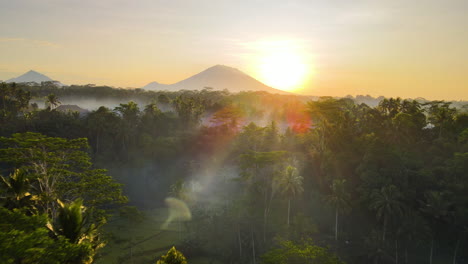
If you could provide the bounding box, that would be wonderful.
[205,64,244,74]
[143,64,289,94]
[22,70,48,77]
[209,64,237,70]
[6,70,62,85]
[142,81,168,90]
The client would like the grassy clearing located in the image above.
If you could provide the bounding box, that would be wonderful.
[95,208,182,264]
[95,207,226,264]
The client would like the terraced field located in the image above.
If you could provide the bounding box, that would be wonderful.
[95,208,223,264]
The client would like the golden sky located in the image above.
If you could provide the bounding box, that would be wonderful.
[1,0,467,100]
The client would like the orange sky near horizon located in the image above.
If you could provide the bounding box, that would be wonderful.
[1,0,467,100]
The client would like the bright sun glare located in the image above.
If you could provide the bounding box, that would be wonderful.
[252,40,312,92]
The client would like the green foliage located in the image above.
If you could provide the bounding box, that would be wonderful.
[0,83,31,117]
[45,93,61,110]
[325,179,350,214]
[276,166,303,198]
[156,246,188,264]
[172,95,205,127]
[240,151,289,176]
[261,239,345,264]
[369,185,405,241]
[325,179,351,241]
[119,205,145,224]
[0,169,37,211]
[1,84,468,264]
[0,207,94,264]
[86,106,119,155]
[0,132,127,216]
[209,104,244,132]
[52,199,103,247]
[0,132,126,264]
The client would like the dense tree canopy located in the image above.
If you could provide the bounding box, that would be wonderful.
[0,82,467,264]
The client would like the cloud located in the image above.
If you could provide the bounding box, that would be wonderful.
[0,37,60,48]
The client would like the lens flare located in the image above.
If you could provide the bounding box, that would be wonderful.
[161,197,192,230]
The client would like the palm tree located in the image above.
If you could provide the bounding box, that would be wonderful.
[325,179,351,241]
[378,97,402,117]
[365,229,391,264]
[425,101,456,138]
[276,166,303,228]
[369,185,404,242]
[48,199,104,263]
[451,208,468,264]
[141,103,163,138]
[45,93,61,110]
[56,199,87,243]
[143,102,162,121]
[398,211,431,264]
[0,169,36,210]
[420,191,451,264]
[114,101,140,154]
[48,199,103,246]
[171,95,205,127]
[87,106,117,154]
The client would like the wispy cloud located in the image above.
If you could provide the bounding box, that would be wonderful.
[0,37,60,48]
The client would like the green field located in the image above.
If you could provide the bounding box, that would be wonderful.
[95,208,224,264]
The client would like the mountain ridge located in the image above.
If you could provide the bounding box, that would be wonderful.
[6,66,289,94]
[143,65,290,94]
[6,70,63,86]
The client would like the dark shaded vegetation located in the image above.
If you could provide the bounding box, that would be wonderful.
[1,82,467,263]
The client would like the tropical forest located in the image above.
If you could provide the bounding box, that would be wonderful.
[1,82,467,264]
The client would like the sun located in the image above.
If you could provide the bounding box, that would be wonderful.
[251,40,312,92]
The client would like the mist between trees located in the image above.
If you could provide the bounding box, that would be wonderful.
[1,82,467,264]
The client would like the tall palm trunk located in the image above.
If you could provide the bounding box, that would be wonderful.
[238,225,242,259]
[263,190,268,243]
[95,132,100,154]
[251,229,256,264]
[382,214,388,242]
[405,244,408,264]
[395,239,398,264]
[453,238,460,264]
[429,239,434,264]
[264,178,274,243]
[130,243,133,264]
[335,208,339,241]
[287,199,291,228]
